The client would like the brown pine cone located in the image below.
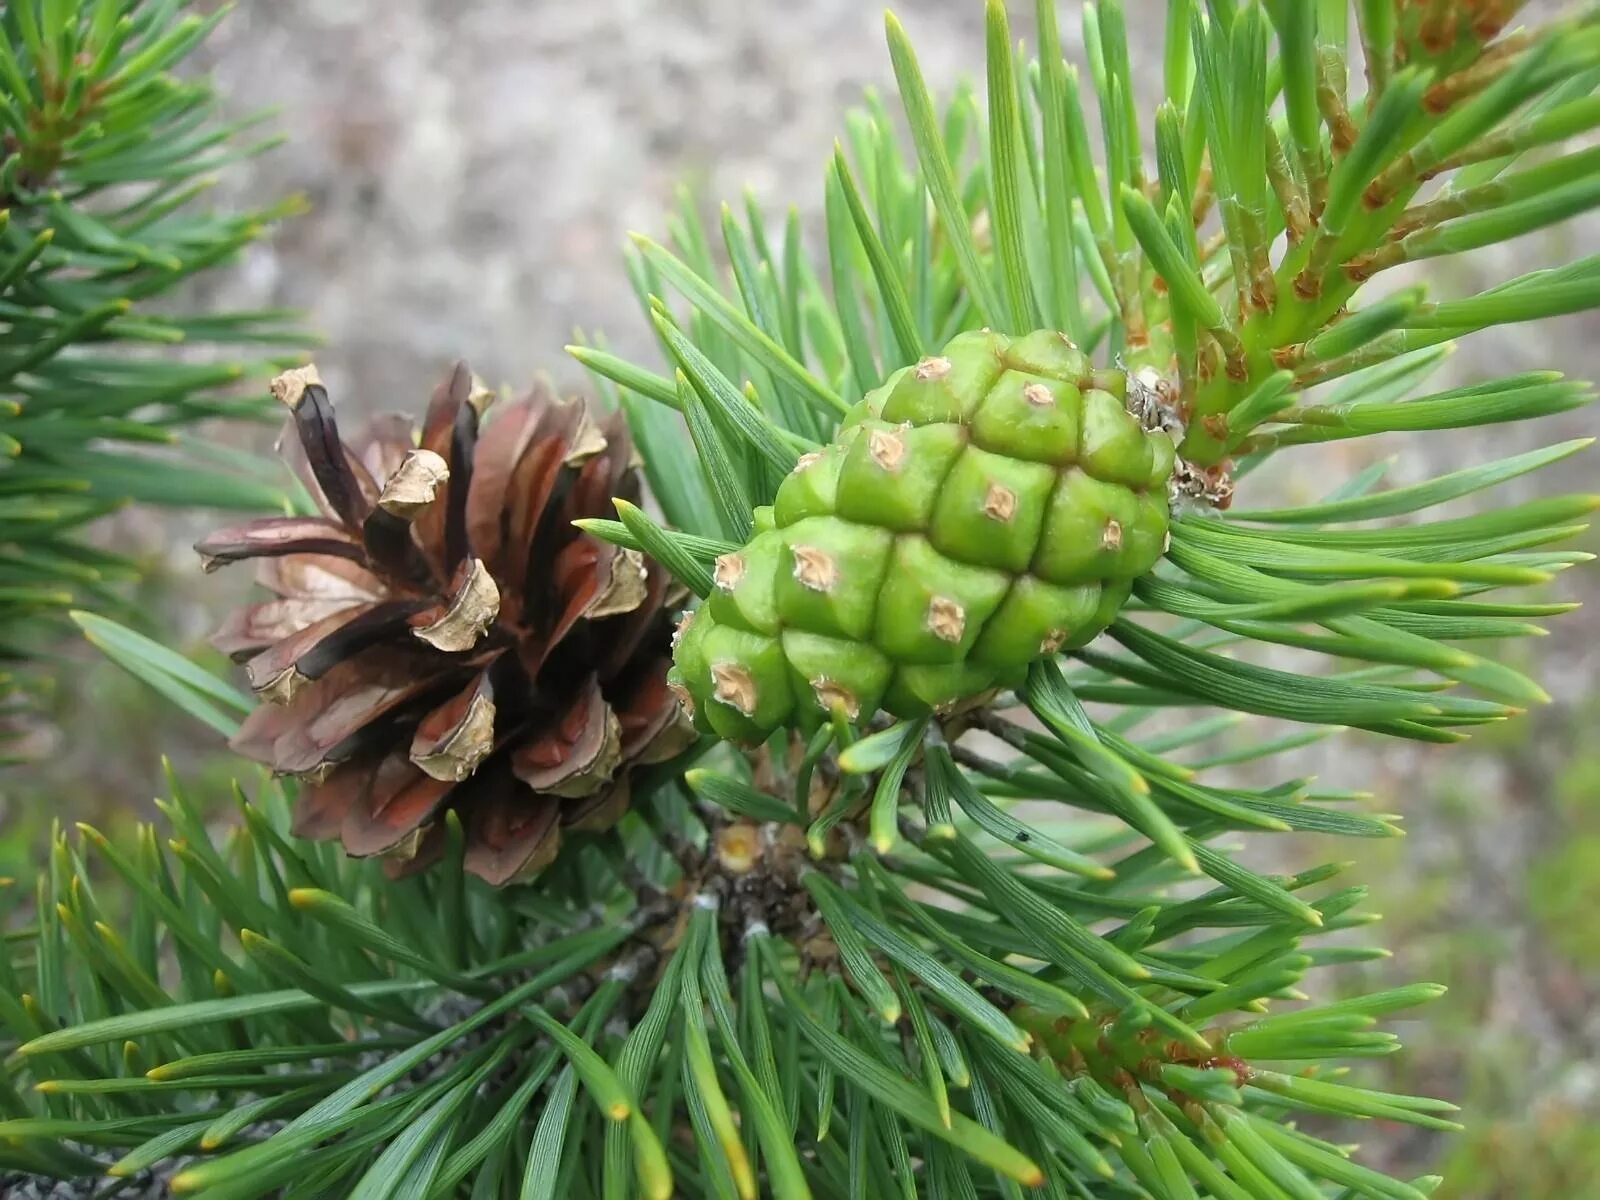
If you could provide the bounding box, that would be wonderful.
[198,363,692,885]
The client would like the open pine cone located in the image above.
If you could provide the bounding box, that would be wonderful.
[198,364,691,884]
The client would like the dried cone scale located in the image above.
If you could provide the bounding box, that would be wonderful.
[198,365,692,884]
[672,329,1175,742]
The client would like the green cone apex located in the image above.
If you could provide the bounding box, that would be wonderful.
[670,328,1175,741]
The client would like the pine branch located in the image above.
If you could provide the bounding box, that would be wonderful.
[1,739,1455,1196]
[1,0,308,746]
[5,2,1596,1197]
[553,1,1600,1195]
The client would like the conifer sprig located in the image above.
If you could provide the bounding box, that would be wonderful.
[1,0,307,739]
[1,747,1454,1198]
[3,1,1594,1196]
[577,0,1594,736]
[553,0,1599,1194]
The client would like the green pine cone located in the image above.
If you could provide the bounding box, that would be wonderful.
[670,329,1175,741]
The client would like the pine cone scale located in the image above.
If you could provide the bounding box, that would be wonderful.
[196,516,365,573]
[254,553,385,605]
[511,675,619,796]
[407,559,501,652]
[563,778,632,832]
[336,754,454,858]
[212,596,351,659]
[463,776,562,886]
[616,664,692,764]
[356,413,426,486]
[592,565,674,677]
[414,363,482,576]
[361,448,451,580]
[243,601,422,703]
[273,366,376,527]
[464,398,565,596]
[235,658,440,777]
[410,672,497,782]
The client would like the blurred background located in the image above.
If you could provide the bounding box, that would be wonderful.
[3,2,1596,1194]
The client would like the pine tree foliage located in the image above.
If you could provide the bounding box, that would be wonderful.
[3,0,1599,1197]
[0,717,1450,1198]
[0,0,305,740]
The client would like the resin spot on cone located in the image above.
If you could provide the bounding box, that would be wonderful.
[868,428,908,471]
[927,597,967,643]
[983,483,1018,522]
[711,662,759,716]
[811,678,860,720]
[791,546,840,592]
[714,552,747,592]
